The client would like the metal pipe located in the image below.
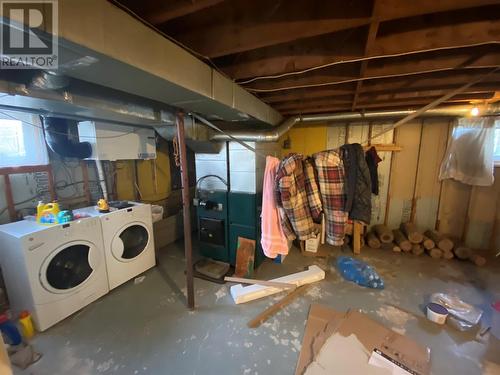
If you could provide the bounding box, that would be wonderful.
[95,161,108,200]
[211,103,500,142]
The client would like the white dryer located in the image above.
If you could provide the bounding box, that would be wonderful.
[75,202,156,290]
[0,218,109,331]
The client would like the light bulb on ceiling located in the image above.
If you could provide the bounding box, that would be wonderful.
[470,107,480,117]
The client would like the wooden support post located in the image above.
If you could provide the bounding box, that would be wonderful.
[353,221,362,254]
[3,175,16,221]
[176,112,195,310]
[81,161,92,203]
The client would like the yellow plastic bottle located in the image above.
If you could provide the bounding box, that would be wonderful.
[18,311,35,340]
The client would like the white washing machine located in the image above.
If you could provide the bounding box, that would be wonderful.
[75,202,156,290]
[0,218,109,331]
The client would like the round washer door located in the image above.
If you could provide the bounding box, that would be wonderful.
[40,240,100,294]
[111,222,150,263]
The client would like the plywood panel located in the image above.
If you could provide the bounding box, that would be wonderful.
[465,169,500,249]
[326,124,348,149]
[413,120,449,231]
[347,123,370,144]
[385,122,422,229]
[437,179,472,238]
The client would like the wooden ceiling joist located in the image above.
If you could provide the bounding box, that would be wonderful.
[112,0,500,117]
[145,0,226,25]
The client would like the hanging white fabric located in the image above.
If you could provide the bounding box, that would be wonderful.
[439,117,496,186]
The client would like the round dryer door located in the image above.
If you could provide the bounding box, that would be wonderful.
[111,222,150,262]
[40,240,100,294]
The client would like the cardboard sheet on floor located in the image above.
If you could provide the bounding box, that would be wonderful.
[295,304,431,375]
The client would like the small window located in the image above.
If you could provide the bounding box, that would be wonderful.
[494,119,500,166]
[0,110,48,167]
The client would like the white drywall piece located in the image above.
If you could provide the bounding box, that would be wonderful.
[230,265,325,304]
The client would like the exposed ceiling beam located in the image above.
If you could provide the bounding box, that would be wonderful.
[224,15,499,80]
[145,0,226,25]
[161,0,372,58]
[259,74,500,104]
[280,98,490,115]
[274,91,495,111]
[244,57,498,93]
[352,1,381,110]
[162,0,498,58]
[377,0,499,21]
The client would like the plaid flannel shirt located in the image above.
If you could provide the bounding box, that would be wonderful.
[313,150,348,246]
[275,154,315,240]
[303,157,323,221]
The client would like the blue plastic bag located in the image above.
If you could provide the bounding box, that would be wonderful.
[336,256,384,289]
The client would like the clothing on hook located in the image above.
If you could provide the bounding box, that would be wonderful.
[275,154,316,241]
[313,150,348,246]
[261,156,290,258]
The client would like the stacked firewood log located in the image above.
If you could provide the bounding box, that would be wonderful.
[364,222,486,266]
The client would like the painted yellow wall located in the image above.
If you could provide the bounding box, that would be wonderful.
[279,125,328,156]
[116,138,171,203]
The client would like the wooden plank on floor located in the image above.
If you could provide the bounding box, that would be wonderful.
[385,122,422,229]
[413,120,449,231]
[464,169,500,249]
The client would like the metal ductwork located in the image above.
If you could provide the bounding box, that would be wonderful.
[42,117,93,159]
[211,104,500,142]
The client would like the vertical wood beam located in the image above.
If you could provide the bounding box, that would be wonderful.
[3,175,16,221]
[353,221,362,254]
[176,111,195,310]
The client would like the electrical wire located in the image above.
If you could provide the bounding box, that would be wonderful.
[238,41,500,85]
[244,65,500,93]
[0,110,139,139]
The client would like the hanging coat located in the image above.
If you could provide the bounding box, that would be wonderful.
[313,150,348,246]
[275,154,316,240]
[340,143,372,224]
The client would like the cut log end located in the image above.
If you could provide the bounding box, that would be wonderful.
[411,244,424,256]
[470,254,486,266]
[426,248,442,259]
[366,232,381,249]
[454,246,472,260]
[373,224,394,243]
[442,250,454,260]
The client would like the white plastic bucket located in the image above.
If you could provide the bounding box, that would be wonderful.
[426,303,448,324]
[151,205,164,223]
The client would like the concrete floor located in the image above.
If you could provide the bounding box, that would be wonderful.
[15,240,500,375]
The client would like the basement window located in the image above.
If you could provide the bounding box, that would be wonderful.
[0,111,48,168]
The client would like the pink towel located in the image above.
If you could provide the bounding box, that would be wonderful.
[261,156,289,258]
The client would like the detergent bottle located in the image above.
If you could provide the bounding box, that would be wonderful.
[37,202,60,224]
[18,311,35,341]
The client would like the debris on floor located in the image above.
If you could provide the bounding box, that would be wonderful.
[234,237,256,278]
[229,265,325,304]
[247,285,309,328]
[295,304,431,375]
[193,258,230,283]
[134,276,146,285]
[429,293,483,331]
[336,256,384,289]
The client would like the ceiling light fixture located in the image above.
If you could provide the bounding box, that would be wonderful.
[470,106,480,117]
